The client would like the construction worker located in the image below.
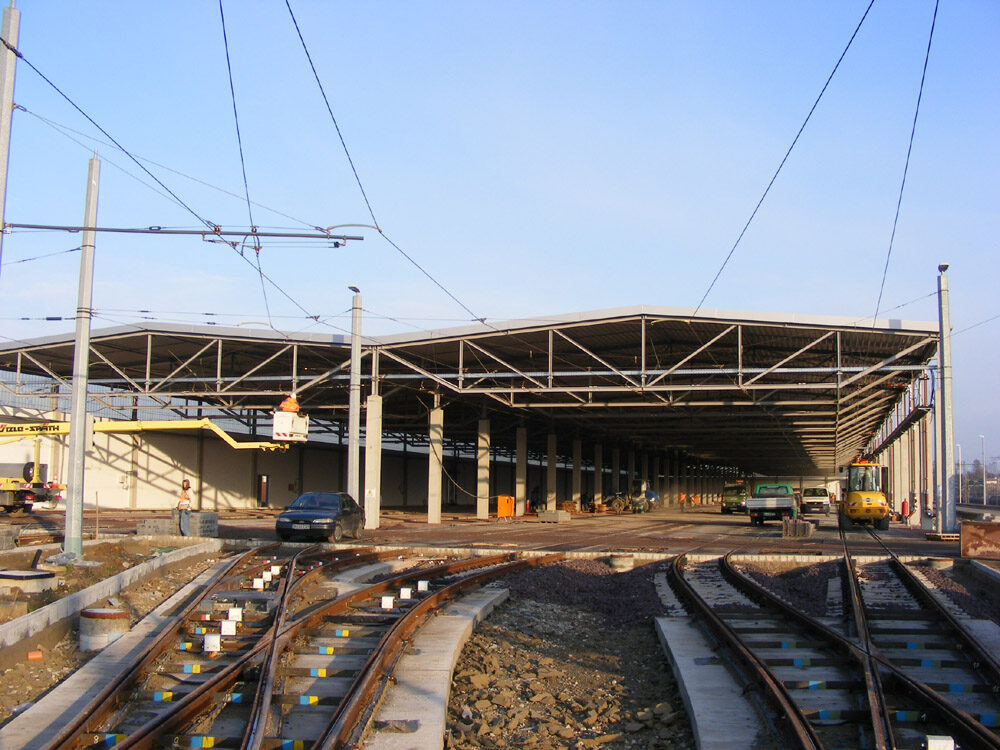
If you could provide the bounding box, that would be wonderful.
[279,393,299,413]
[177,479,192,536]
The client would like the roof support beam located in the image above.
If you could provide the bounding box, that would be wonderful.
[743,331,833,387]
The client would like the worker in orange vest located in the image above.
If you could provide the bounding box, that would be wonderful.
[279,393,299,413]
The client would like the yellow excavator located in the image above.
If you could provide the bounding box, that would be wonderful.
[839,458,890,530]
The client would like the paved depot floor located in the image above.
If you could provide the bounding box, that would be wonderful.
[217,505,952,559]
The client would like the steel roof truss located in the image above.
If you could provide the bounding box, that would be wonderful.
[646,325,736,388]
[147,339,219,395]
[742,331,834,387]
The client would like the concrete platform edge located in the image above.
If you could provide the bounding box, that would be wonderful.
[655,616,767,750]
[363,585,509,750]
[0,555,234,750]
[0,537,223,649]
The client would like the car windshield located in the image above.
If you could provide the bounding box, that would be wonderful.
[289,492,341,511]
[803,488,826,497]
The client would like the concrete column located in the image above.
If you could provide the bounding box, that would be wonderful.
[515,427,527,516]
[640,452,649,490]
[427,406,443,524]
[652,455,660,498]
[628,450,636,492]
[477,418,490,520]
[593,443,603,504]
[572,438,582,511]
[363,394,382,529]
[546,433,558,512]
[682,460,689,504]
[612,448,621,494]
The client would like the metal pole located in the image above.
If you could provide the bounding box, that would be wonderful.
[0,1,18,278]
[957,444,962,505]
[937,264,956,532]
[64,154,99,558]
[981,435,987,505]
[347,287,361,500]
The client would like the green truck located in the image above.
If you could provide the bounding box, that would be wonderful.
[747,483,798,526]
[721,481,751,514]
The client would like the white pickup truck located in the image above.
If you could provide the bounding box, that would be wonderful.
[747,484,798,526]
[800,487,832,515]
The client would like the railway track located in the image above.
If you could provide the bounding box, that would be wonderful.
[37,545,559,749]
[669,530,1000,748]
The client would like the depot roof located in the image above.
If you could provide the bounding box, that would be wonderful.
[0,305,939,475]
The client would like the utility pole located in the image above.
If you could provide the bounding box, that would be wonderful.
[982,435,987,505]
[0,0,20,278]
[64,154,99,559]
[347,286,361,500]
[957,443,962,505]
[937,264,956,532]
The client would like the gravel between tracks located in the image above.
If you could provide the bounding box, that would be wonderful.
[446,559,693,749]
[0,548,220,727]
[736,560,840,617]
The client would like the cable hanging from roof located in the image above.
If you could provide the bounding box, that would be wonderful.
[693,0,877,315]
[872,0,939,324]
[219,0,272,327]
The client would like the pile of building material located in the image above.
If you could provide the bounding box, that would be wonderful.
[137,512,218,538]
[782,518,813,538]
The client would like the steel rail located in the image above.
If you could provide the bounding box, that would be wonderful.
[666,554,823,749]
[722,549,1000,749]
[838,526,897,748]
[313,552,566,750]
[104,550,402,750]
[40,544,278,750]
[864,526,1000,689]
[108,551,520,750]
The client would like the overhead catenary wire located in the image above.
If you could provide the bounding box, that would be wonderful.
[872,0,940,324]
[0,36,218,232]
[0,246,80,266]
[693,0,877,315]
[219,0,272,327]
[284,0,487,326]
[20,106,325,231]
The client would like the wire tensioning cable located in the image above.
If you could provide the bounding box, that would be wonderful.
[0,36,218,232]
[693,0,877,315]
[872,0,939,323]
[219,0,272,326]
[21,107,325,231]
[0,246,80,266]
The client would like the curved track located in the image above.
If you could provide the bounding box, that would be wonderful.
[42,546,560,750]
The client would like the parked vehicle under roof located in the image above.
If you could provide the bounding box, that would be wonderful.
[275,491,364,543]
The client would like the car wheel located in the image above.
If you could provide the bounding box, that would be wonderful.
[875,515,890,531]
[277,530,290,541]
[354,523,365,540]
[328,522,343,543]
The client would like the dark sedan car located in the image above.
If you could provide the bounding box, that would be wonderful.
[275,491,365,542]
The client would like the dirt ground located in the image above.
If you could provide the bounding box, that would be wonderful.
[446,559,693,749]
[0,541,220,727]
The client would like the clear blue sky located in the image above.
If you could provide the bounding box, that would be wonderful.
[0,1,997,464]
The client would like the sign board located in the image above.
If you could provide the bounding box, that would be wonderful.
[0,422,69,436]
[272,412,308,442]
[960,520,1000,560]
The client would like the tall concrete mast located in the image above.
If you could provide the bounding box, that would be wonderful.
[0,0,20,278]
